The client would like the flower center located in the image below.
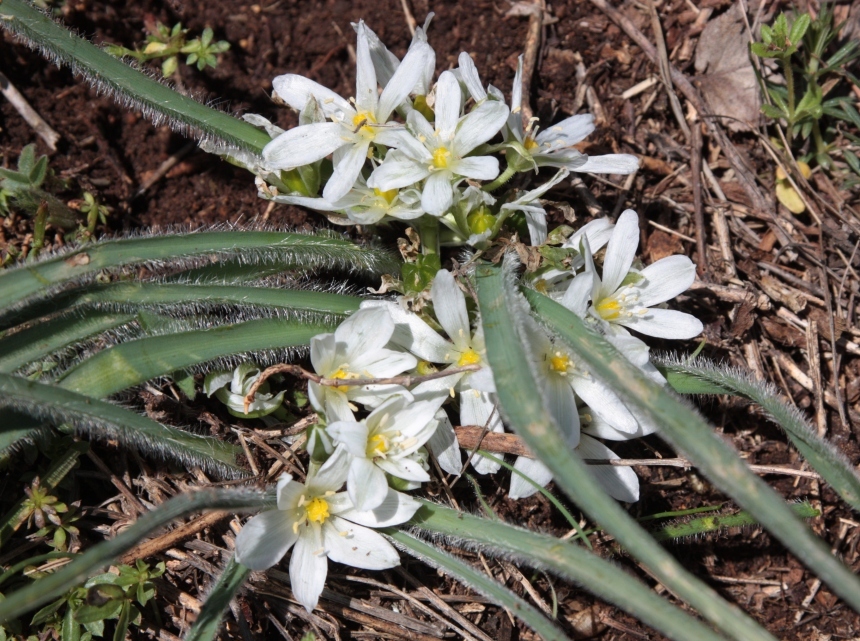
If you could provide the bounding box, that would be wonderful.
[524,136,539,151]
[305,497,330,524]
[416,360,438,375]
[432,147,451,169]
[352,111,378,136]
[373,187,398,205]
[595,297,622,321]
[457,349,481,367]
[367,434,390,458]
[329,368,360,392]
[549,352,572,374]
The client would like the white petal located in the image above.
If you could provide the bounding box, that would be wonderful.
[378,41,433,121]
[348,457,389,511]
[524,207,547,245]
[577,435,639,502]
[536,113,594,147]
[376,456,431,482]
[545,376,579,447]
[453,156,500,181]
[354,23,379,114]
[373,129,431,160]
[509,456,554,500]
[422,170,454,216]
[234,510,298,570]
[310,333,336,374]
[351,347,417,377]
[290,525,328,611]
[458,52,487,101]
[277,474,305,510]
[427,411,462,475]
[622,309,704,340]
[324,517,400,569]
[575,154,640,175]
[460,389,503,475]
[263,123,347,169]
[324,390,356,423]
[368,154,430,190]
[327,420,370,457]
[572,375,638,434]
[602,210,640,294]
[565,217,614,253]
[430,270,471,352]
[359,300,453,363]
[453,101,509,155]
[335,487,421,526]
[637,255,697,307]
[560,271,593,317]
[309,444,350,493]
[435,71,462,138]
[272,74,351,115]
[337,307,394,360]
[323,140,370,202]
[511,55,523,112]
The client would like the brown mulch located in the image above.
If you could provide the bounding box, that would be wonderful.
[2,0,859,640]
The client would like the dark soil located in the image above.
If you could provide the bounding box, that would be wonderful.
[2,0,860,640]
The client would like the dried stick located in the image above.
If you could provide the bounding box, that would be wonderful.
[519,0,545,125]
[0,72,60,151]
[691,122,707,276]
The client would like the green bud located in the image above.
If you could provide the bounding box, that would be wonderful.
[467,206,496,235]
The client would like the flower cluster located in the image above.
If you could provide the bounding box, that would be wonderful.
[252,18,638,246]
[227,18,704,614]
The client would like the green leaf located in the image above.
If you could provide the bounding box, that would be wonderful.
[843,149,860,176]
[475,263,777,641]
[28,156,48,187]
[56,318,329,398]
[185,558,250,641]
[761,104,786,120]
[789,14,811,46]
[0,373,244,478]
[161,56,178,77]
[0,488,270,624]
[525,286,860,619]
[73,601,122,625]
[112,602,130,641]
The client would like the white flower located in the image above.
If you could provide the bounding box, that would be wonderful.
[362,270,502,473]
[360,16,436,95]
[263,22,433,202]
[368,70,509,216]
[499,168,569,245]
[309,307,417,422]
[327,395,444,510]
[204,362,284,418]
[504,55,639,175]
[572,209,703,340]
[234,447,420,612]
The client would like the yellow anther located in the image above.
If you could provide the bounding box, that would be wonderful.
[595,297,622,321]
[306,497,330,524]
[432,147,452,169]
[549,353,571,373]
[352,111,377,135]
[524,136,539,151]
[373,187,398,204]
[329,368,360,392]
[367,434,390,457]
[534,279,548,294]
[457,349,481,367]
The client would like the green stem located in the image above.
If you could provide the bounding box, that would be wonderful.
[0,0,271,153]
[482,164,517,192]
[29,201,48,259]
[417,216,439,256]
[783,55,797,135]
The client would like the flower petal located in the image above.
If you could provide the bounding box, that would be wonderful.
[272,74,351,115]
[637,255,697,307]
[435,71,462,139]
[348,457,389,511]
[457,52,487,102]
[359,300,453,363]
[509,456,554,500]
[235,510,299,570]
[354,22,379,115]
[602,209,639,294]
[454,101,509,155]
[536,113,594,147]
[290,524,328,611]
[323,140,370,202]
[368,152,430,190]
[378,40,434,121]
[376,456,431,482]
[430,270,471,352]
[575,154,639,175]
[572,375,638,434]
[308,444,351,494]
[426,410,462,475]
[335,487,421,526]
[453,156,500,181]
[622,308,704,340]
[327,420,370,457]
[324,517,401,570]
[577,435,639,502]
[263,123,347,169]
[545,375,580,447]
[560,271,593,318]
[422,170,454,216]
[336,307,394,361]
[460,389,503,475]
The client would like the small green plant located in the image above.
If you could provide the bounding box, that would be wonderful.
[0,144,75,227]
[105,22,230,78]
[752,6,860,177]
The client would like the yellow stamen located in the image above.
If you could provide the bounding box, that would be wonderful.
[367,434,390,458]
[373,187,398,204]
[329,368,360,392]
[549,352,571,374]
[432,147,451,169]
[524,136,539,151]
[457,349,481,367]
[306,497,330,524]
[595,297,622,321]
[351,111,377,135]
